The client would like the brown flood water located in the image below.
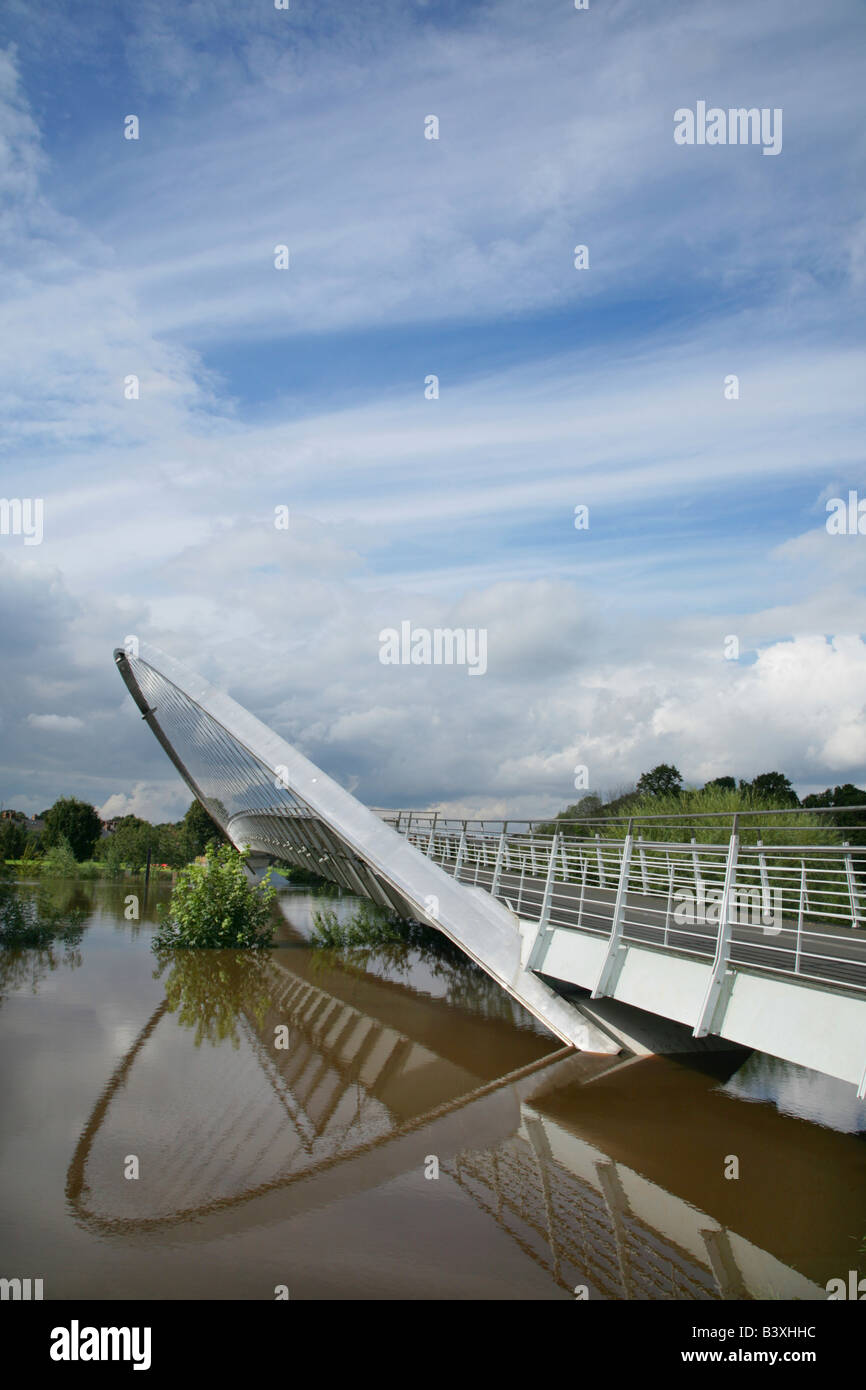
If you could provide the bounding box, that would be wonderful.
[1,879,864,1300]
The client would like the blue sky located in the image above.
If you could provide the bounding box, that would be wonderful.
[0,0,865,822]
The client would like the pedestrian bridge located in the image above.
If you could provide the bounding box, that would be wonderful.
[114,639,866,1097]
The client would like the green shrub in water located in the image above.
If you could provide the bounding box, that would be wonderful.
[153,844,276,951]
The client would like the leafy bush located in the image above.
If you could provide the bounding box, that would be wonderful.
[40,836,80,878]
[152,843,276,951]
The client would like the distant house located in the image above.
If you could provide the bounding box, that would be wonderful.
[100,818,119,836]
[0,808,26,822]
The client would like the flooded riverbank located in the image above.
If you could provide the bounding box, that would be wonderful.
[1,880,864,1299]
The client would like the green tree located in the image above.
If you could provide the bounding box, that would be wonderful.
[43,798,102,862]
[153,844,276,950]
[0,819,26,860]
[104,814,158,867]
[635,764,683,798]
[101,834,124,877]
[182,800,226,859]
[802,784,866,844]
[745,772,799,806]
[704,775,736,792]
[155,822,189,868]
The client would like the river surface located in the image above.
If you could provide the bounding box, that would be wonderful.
[1,879,864,1300]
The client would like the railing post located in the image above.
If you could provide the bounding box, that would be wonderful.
[795,861,805,975]
[491,831,507,898]
[693,816,739,1038]
[691,837,703,898]
[664,858,674,947]
[454,823,467,880]
[591,820,634,999]
[638,835,649,893]
[426,811,439,857]
[577,858,587,928]
[595,833,606,888]
[539,831,560,929]
[844,842,861,928]
[560,835,569,881]
[757,839,771,921]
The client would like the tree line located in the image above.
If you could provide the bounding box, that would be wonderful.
[0,797,226,867]
[540,764,866,841]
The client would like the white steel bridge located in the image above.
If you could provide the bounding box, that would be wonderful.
[115,640,866,1096]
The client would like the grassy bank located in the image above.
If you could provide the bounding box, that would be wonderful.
[3,858,176,881]
[547,787,846,847]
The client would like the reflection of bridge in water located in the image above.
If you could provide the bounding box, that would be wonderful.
[67,943,852,1299]
[115,640,866,1096]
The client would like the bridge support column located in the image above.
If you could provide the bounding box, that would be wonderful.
[539,831,559,929]
[591,822,634,999]
[527,833,561,971]
[693,819,739,1038]
[491,830,507,898]
[454,825,467,881]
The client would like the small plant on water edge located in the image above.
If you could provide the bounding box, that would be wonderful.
[152,843,277,951]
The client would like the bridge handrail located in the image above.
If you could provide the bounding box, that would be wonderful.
[381,805,866,833]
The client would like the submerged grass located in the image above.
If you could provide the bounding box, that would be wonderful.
[310,901,406,948]
[0,865,86,949]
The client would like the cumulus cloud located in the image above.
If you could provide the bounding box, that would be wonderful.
[26,714,83,732]
[98,783,191,823]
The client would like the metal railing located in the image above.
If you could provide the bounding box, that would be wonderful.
[382,807,866,998]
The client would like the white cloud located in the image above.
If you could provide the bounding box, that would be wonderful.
[98,782,191,823]
[26,713,83,732]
